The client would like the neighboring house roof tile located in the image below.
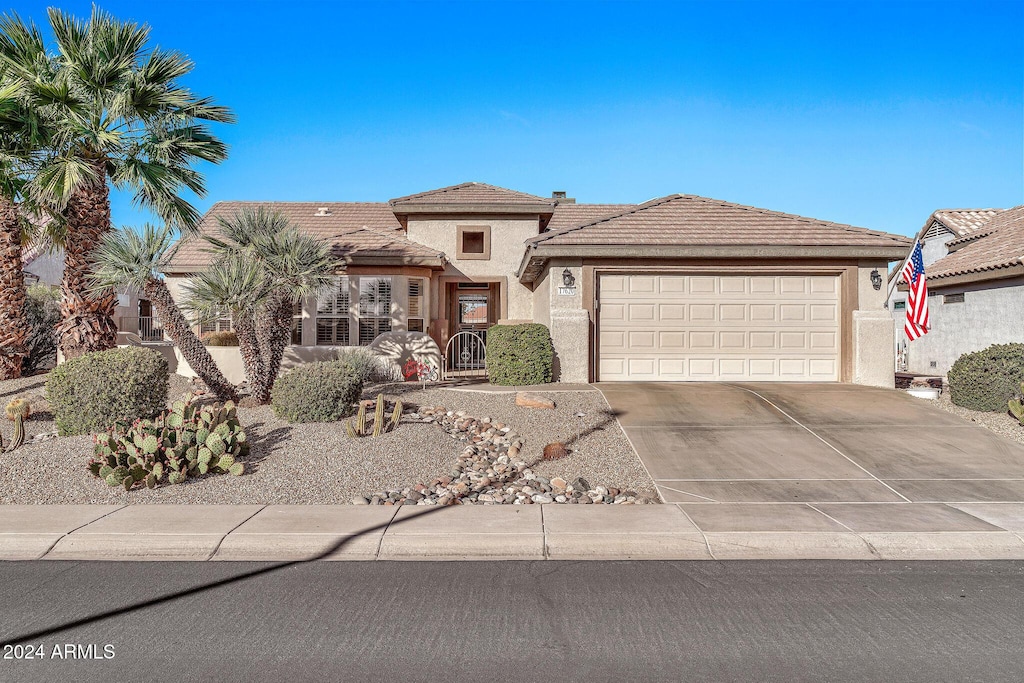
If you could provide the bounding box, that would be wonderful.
[926,205,1024,282]
[166,202,441,271]
[529,194,912,248]
[931,209,1003,237]
[389,182,550,206]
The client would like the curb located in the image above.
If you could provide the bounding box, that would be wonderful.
[4,503,1024,562]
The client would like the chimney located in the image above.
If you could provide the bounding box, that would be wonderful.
[551,191,575,204]
[314,206,332,216]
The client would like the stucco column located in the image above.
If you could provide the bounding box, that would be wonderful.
[853,309,896,388]
[549,309,590,383]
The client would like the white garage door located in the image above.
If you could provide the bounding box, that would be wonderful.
[598,274,840,381]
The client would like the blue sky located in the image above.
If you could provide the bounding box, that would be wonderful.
[10,0,1024,237]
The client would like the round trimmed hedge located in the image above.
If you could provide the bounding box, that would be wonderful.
[486,323,554,386]
[947,343,1024,412]
[271,360,364,423]
[45,346,169,435]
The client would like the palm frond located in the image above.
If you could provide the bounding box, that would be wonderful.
[86,223,175,293]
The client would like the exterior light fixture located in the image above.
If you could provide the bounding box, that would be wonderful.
[562,269,576,287]
[870,269,882,290]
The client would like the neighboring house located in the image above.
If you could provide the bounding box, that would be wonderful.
[22,243,151,340]
[890,206,1023,375]
[164,182,910,386]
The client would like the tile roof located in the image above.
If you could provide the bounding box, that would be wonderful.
[389,182,551,206]
[166,202,442,271]
[545,203,635,232]
[926,205,1024,282]
[931,209,1003,237]
[530,194,912,248]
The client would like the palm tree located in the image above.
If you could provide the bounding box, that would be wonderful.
[187,207,337,403]
[88,224,239,402]
[0,50,54,379]
[0,7,234,360]
[183,256,272,399]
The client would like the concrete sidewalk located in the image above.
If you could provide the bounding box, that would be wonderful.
[4,502,1024,561]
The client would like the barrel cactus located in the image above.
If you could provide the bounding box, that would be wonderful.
[5,398,30,452]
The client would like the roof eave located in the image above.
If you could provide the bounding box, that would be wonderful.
[518,243,911,283]
[922,263,1024,289]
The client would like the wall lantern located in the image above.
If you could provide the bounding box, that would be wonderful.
[562,268,576,287]
[870,269,882,290]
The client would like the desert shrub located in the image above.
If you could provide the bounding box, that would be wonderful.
[89,395,247,490]
[948,343,1024,412]
[22,284,61,374]
[486,323,554,386]
[202,330,239,346]
[46,347,169,435]
[335,348,402,384]
[271,361,364,423]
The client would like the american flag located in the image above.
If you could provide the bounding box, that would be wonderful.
[901,241,929,340]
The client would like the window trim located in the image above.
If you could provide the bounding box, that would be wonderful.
[456,225,491,260]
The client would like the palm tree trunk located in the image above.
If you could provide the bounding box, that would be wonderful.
[142,278,239,403]
[253,293,293,404]
[57,165,118,361]
[0,198,29,379]
[232,313,266,401]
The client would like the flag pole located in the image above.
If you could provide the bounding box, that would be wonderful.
[885,218,932,304]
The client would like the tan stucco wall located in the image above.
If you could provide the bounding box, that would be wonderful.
[406,215,538,320]
[532,268,551,328]
[851,262,896,387]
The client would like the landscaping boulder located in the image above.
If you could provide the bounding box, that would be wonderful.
[516,392,555,409]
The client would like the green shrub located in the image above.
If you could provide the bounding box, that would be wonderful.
[89,395,248,490]
[271,361,364,423]
[202,330,239,346]
[486,323,554,386]
[22,284,61,375]
[948,343,1024,412]
[46,347,169,435]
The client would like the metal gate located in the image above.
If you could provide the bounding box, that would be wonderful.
[444,330,487,380]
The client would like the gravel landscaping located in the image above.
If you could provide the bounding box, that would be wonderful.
[930,389,1024,447]
[0,374,657,504]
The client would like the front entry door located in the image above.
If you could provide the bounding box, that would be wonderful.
[446,283,498,375]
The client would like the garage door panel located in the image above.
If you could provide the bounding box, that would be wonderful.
[629,304,656,321]
[719,304,747,321]
[689,304,716,321]
[689,331,717,349]
[598,273,841,382]
[629,331,656,348]
[719,277,747,294]
[719,331,747,349]
[810,304,837,322]
[659,331,686,349]
[600,330,626,350]
[659,303,685,320]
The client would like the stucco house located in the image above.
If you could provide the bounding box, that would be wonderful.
[890,205,1023,375]
[162,182,911,387]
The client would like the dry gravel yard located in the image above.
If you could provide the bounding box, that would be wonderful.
[930,389,1024,447]
[0,374,657,504]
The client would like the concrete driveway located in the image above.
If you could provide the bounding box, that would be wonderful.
[598,383,1024,504]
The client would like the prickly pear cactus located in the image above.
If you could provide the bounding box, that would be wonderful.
[87,393,249,491]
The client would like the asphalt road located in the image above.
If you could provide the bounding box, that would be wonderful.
[1,560,1022,682]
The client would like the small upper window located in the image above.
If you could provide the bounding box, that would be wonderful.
[463,231,485,254]
[943,293,965,304]
[457,226,490,260]
[893,300,906,311]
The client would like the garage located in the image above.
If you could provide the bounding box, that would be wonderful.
[597,273,840,381]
